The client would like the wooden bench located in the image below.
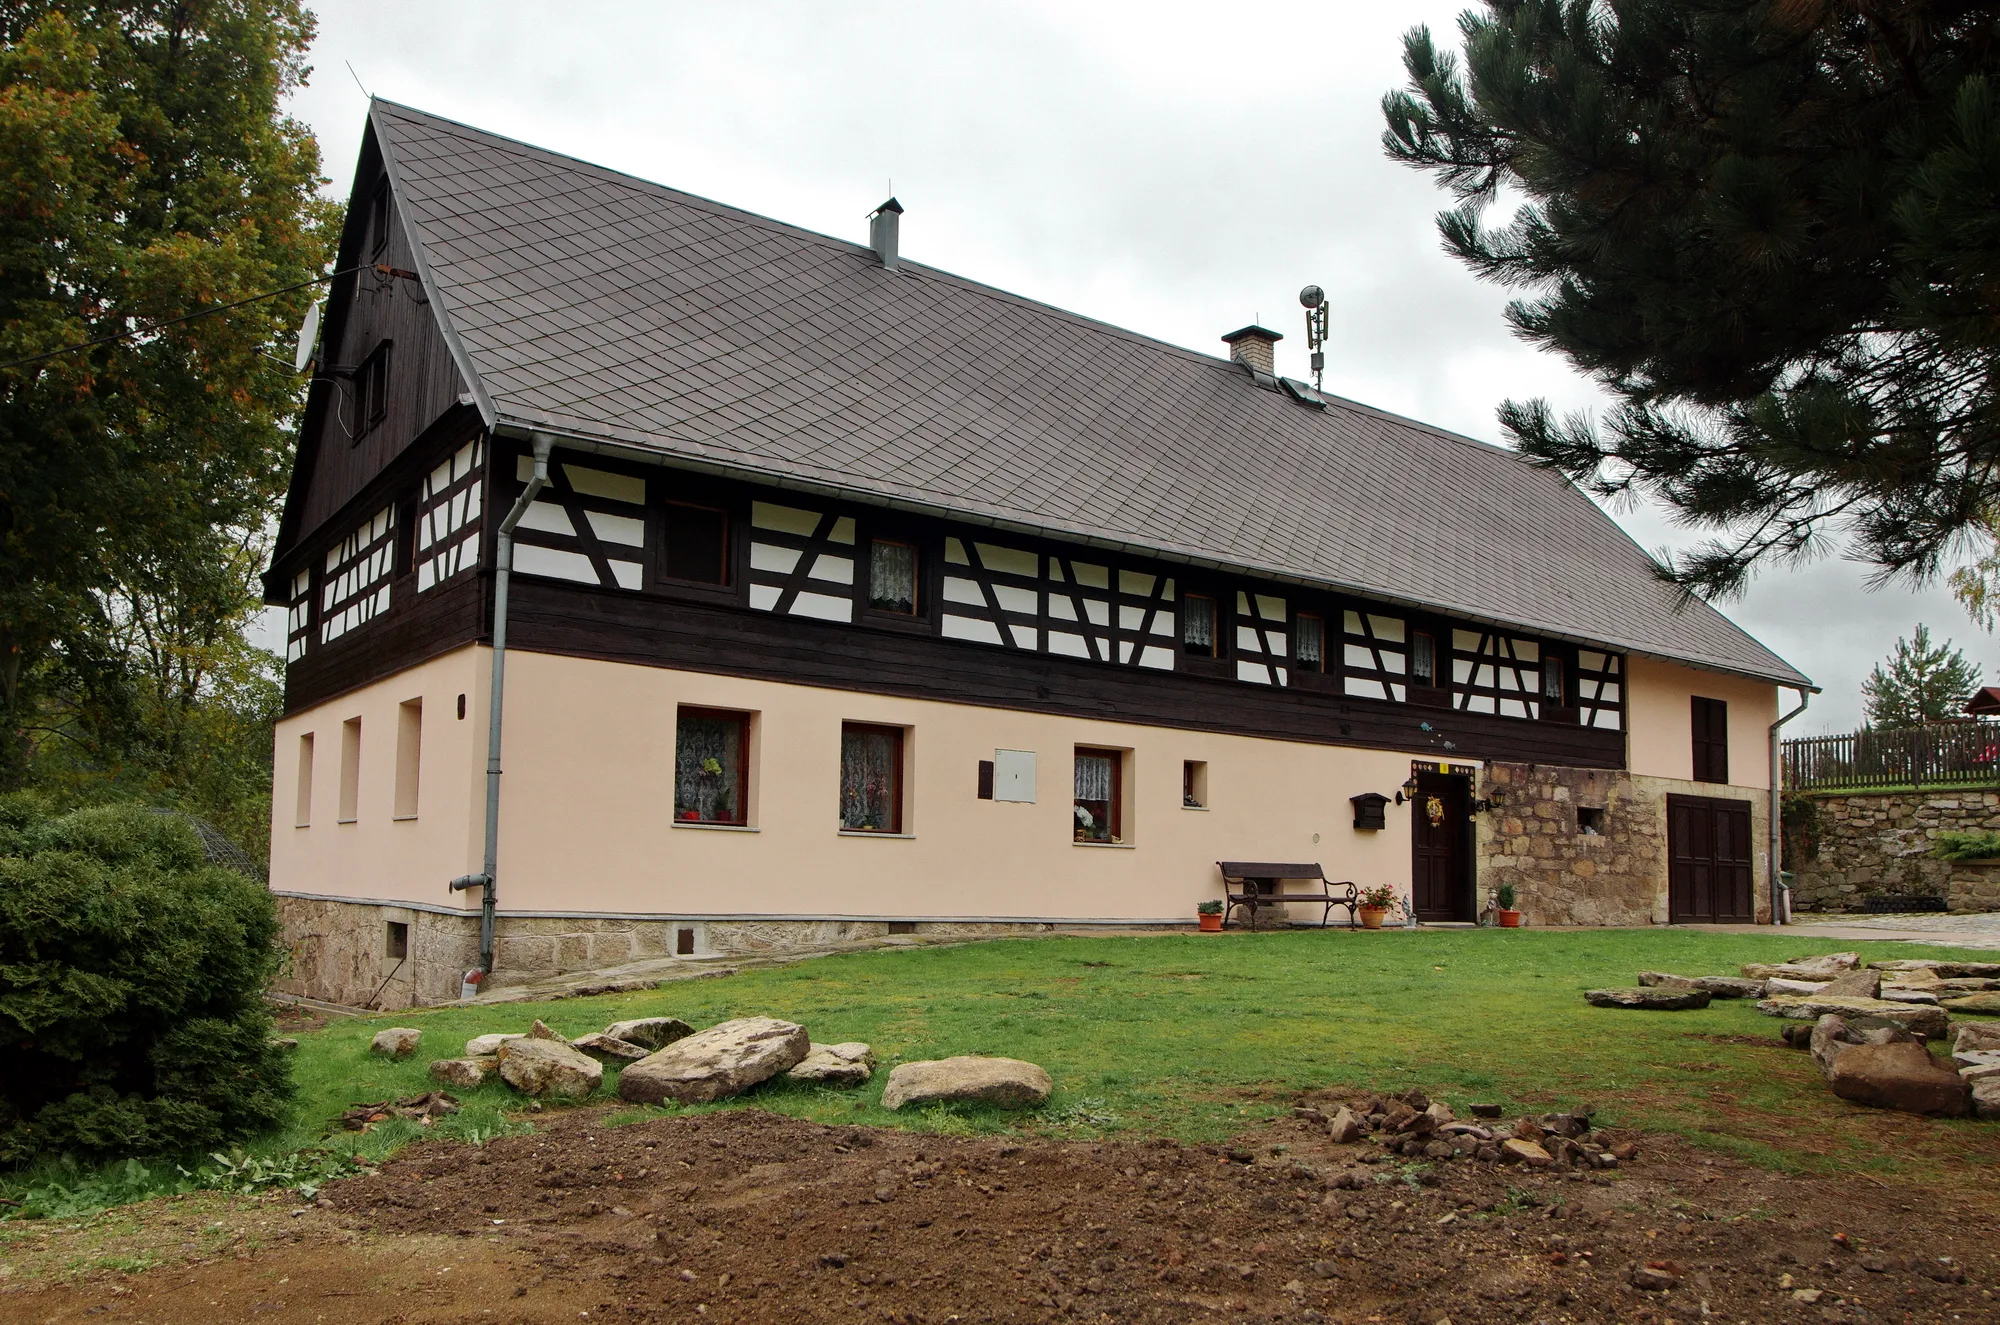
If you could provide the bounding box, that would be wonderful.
[1216,862,1358,930]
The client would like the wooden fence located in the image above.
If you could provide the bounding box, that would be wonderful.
[1783,720,2000,792]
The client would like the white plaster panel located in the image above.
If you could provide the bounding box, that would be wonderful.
[563,465,645,504]
[942,615,1005,645]
[751,501,822,537]
[586,510,646,547]
[809,554,855,585]
[789,592,853,623]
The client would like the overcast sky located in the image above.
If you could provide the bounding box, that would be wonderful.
[280,0,1987,733]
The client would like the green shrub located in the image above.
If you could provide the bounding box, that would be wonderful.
[0,798,292,1165]
[1930,830,2000,861]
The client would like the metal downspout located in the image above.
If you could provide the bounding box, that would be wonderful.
[1769,688,1811,925]
[450,431,553,973]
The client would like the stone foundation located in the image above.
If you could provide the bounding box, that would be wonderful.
[272,892,1070,1008]
[1788,789,2000,914]
[1476,764,1771,926]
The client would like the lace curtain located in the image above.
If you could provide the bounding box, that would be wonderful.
[1296,614,1324,668]
[1075,753,1114,802]
[868,540,917,613]
[1411,631,1436,686]
[675,713,742,823]
[840,726,899,831]
[1182,595,1215,652]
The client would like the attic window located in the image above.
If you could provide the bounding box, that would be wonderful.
[368,178,391,258]
[1182,594,1217,658]
[1294,612,1325,673]
[354,341,391,436]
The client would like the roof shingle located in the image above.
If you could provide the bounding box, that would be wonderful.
[371,100,1810,688]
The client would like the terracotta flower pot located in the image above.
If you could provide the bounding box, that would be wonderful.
[1198,912,1223,932]
[1496,909,1522,928]
[1358,906,1388,930]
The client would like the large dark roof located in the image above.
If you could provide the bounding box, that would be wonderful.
[370,100,1810,688]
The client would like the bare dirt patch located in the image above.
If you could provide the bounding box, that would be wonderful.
[2,1106,1995,1324]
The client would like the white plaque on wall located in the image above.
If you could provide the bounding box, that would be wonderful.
[992,749,1037,803]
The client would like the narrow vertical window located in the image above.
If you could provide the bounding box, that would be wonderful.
[294,733,315,828]
[1410,630,1437,688]
[1074,748,1122,842]
[338,717,362,823]
[360,343,392,432]
[840,723,905,832]
[867,540,918,614]
[1183,759,1208,808]
[368,177,391,257]
[675,708,750,824]
[1692,697,1729,783]
[1542,656,1565,705]
[384,921,409,960]
[394,698,423,819]
[1294,612,1325,673]
[1182,594,1217,658]
[663,502,729,584]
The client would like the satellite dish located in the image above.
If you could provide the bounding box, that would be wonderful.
[1299,284,1325,310]
[293,301,323,373]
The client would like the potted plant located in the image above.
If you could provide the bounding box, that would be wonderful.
[1494,883,1522,928]
[1196,900,1224,933]
[1357,885,1397,930]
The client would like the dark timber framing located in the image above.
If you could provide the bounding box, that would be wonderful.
[273,442,1630,769]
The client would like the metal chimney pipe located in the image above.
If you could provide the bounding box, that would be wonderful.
[869,197,903,271]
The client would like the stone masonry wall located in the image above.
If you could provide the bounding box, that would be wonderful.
[271,893,1070,1008]
[1788,789,2000,914]
[1477,765,1772,926]
[1478,764,1663,927]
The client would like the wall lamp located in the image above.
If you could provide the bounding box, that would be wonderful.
[1394,775,1419,806]
[1472,790,1508,813]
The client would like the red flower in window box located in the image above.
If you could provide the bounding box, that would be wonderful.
[677,809,700,822]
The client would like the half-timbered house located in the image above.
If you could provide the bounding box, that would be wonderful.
[268,102,1814,1007]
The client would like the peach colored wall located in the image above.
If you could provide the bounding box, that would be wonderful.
[496,650,1427,921]
[1625,656,1779,789]
[277,645,1429,922]
[270,647,488,905]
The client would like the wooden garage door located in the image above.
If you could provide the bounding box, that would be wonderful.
[1667,794,1754,924]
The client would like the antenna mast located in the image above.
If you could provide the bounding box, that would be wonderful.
[1299,285,1328,391]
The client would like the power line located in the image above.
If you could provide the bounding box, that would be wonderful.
[0,263,419,374]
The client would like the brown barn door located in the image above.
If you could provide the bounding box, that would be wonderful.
[1411,772,1474,922]
[1667,795,1755,923]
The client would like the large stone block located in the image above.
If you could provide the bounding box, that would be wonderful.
[617,1017,809,1105]
[880,1056,1053,1110]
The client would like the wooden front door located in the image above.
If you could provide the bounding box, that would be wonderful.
[1667,794,1755,923]
[1411,771,1473,922]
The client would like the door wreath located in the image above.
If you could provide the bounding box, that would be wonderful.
[1425,795,1445,827]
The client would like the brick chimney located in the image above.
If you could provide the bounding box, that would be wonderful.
[1221,324,1282,376]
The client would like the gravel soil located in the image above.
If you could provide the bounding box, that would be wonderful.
[2,1105,1995,1325]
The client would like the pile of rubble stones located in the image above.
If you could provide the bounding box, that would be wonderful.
[1293,1088,1640,1174]
[1582,953,2000,1118]
[366,1015,1052,1112]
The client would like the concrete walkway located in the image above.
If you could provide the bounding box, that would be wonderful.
[1705,911,2000,950]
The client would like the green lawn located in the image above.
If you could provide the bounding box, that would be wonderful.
[271,927,2000,1188]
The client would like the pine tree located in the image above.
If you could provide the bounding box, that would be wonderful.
[1861,625,1983,728]
[1380,1,2000,603]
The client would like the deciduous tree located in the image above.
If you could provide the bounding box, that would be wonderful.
[0,3,334,816]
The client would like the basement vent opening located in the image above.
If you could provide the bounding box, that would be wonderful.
[676,927,696,956]
[385,920,409,960]
[1577,806,1606,835]
[887,921,917,935]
